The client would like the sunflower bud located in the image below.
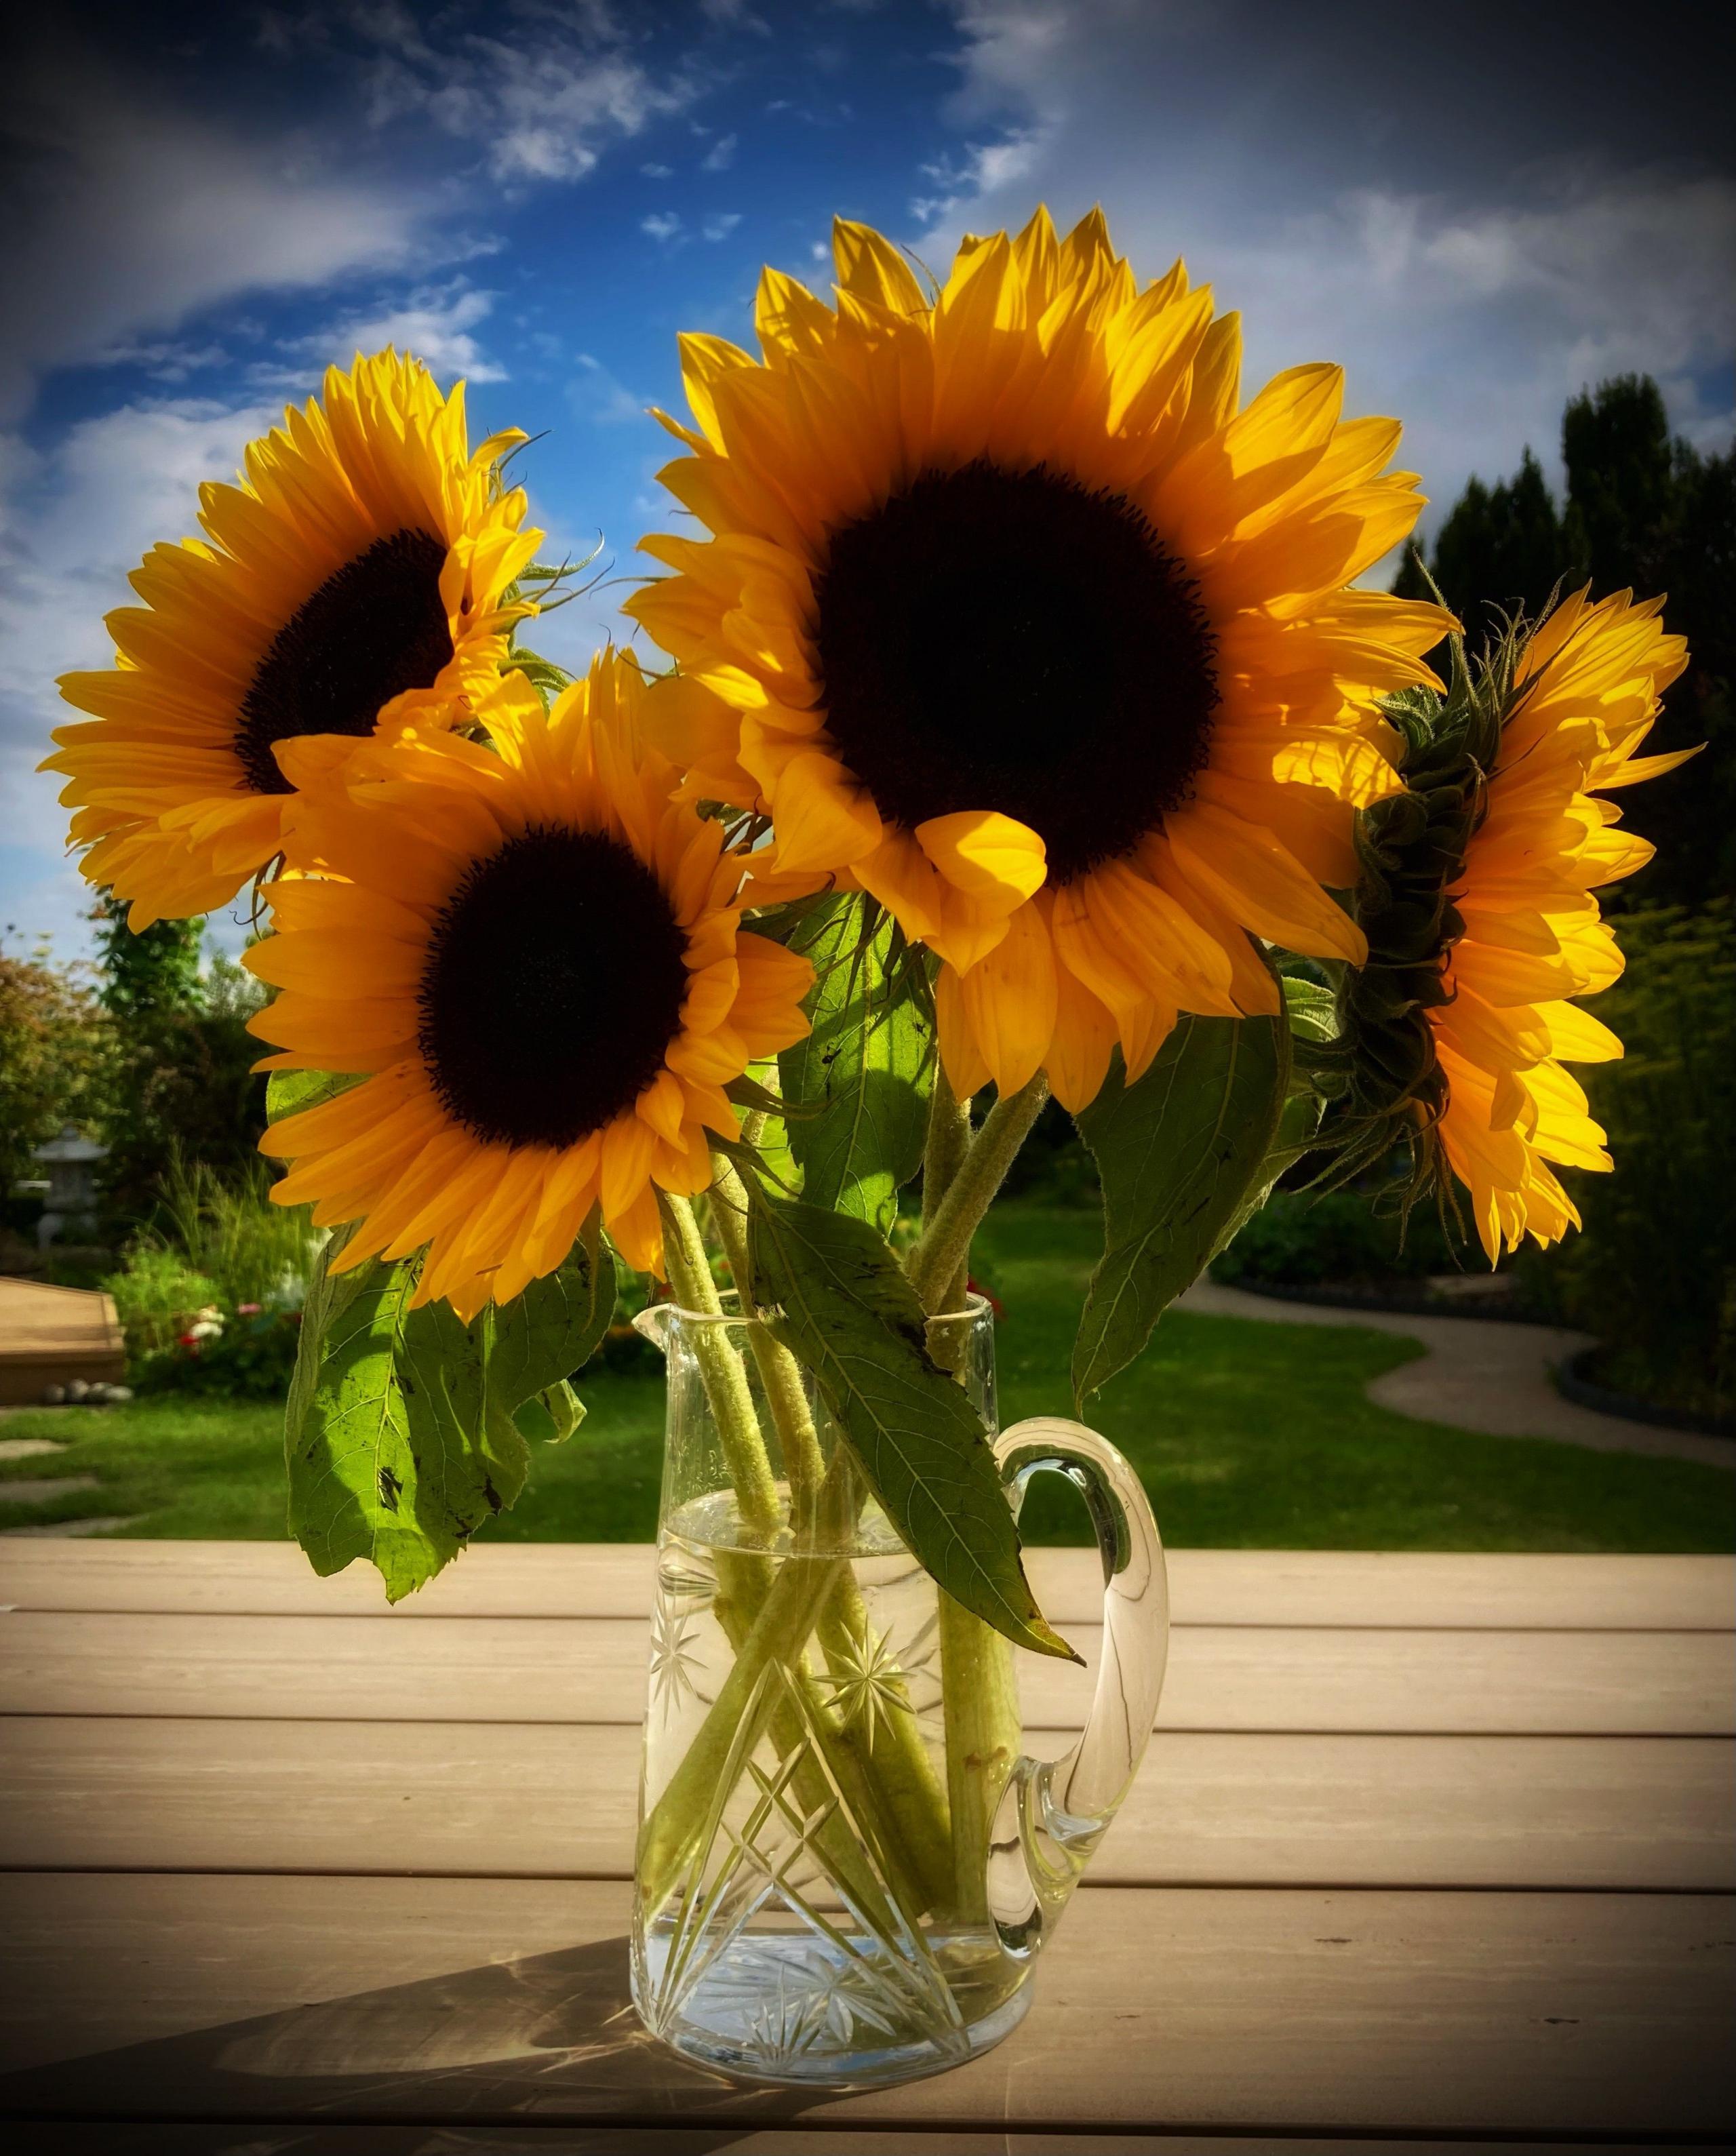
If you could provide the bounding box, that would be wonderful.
[1318,662,1494,1197]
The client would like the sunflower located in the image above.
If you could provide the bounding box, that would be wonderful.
[45,350,542,930]
[626,208,1453,1110]
[245,654,813,1315]
[1345,587,1691,1261]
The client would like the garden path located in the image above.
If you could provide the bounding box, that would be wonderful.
[1180,1280,1732,1469]
[0,1423,140,1536]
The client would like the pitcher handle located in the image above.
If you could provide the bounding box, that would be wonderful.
[983,1414,1169,1955]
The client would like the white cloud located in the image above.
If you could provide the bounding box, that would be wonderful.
[701,132,738,173]
[703,213,743,243]
[569,354,646,426]
[642,212,685,244]
[355,7,701,184]
[0,396,283,953]
[87,338,235,384]
[641,161,675,178]
[5,59,419,426]
[700,0,770,31]
[910,131,1045,228]
[918,1,1735,527]
[294,281,507,384]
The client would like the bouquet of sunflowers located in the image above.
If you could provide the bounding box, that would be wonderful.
[47,207,1690,2083]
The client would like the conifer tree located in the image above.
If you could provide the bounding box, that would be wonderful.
[1394,376,1733,902]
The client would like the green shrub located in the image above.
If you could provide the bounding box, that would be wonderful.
[132,1307,302,1399]
[1213,1184,1456,1287]
[1541,902,1736,1419]
[102,1160,316,1395]
[103,1245,224,1357]
[155,1157,316,1312]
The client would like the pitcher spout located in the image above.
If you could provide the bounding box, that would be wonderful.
[632,1302,674,1353]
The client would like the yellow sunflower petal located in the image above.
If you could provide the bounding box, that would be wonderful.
[45,348,540,925]
[629,210,1432,1110]
[948,896,1059,1095]
[248,651,810,1315]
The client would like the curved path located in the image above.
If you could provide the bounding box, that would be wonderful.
[1178,1279,1733,1471]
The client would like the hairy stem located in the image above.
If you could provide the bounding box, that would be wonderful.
[707,1140,956,1911]
[647,1193,935,1920]
[907,1073,1050,1314]
[706,1146,827,1525]
[655,1188,779,1542]
[920,1064,975,1316]
[918,1065,1031,1928]
[938,1588,1021,1922]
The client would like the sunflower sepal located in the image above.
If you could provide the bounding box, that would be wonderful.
[723,1071,820,1123]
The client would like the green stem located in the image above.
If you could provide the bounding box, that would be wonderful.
[917,1068,1031,1929]
[705,1148,827,1526]
[707,1142,956,1913]
[638,1444,938,1923]
[637,1551,848,1904]
[656,1188,779,1542]
[937,1589,1021,1923]
[920,1064,974,1317]
[907,1073,1050,1314]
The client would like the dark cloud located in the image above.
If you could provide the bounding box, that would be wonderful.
[922,0,1734,516]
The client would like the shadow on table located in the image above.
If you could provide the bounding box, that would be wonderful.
[0,1932,831,2149]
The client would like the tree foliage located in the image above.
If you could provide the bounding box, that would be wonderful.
[89,898,271,1217]
[0,949,108,1195]
[1539,904,1736,1421]
[93,905,204,1023]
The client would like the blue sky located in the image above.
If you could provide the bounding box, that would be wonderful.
[3,0,1731,961]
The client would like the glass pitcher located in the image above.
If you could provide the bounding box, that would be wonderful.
[629,1293,1168,2090]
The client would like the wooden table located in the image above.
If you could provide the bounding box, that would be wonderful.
[1,1541,1730,2153]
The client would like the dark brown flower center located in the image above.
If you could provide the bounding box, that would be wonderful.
[814,461,1220,883]
[418,826,690,1150]
[235,527,454,795]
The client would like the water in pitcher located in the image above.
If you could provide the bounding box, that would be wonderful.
[632,1488,1033,2087]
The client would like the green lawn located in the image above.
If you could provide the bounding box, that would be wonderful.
[3,1203,1731,1553]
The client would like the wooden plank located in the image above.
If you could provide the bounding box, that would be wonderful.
[23,2134,1697,2156]
[0,1875,1727,2133]
[3,1540,1729,1631]
[21,2136,1695,2155]
[2,1719,1729,1892]
[3,1610,1729,1734]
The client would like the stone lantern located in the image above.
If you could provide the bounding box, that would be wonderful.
[32,1126,106,1248]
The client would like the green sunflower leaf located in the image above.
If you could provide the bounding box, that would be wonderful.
[283,1233,440,1603]
[481,1214,616,1409]
[391,1298,537,1561]
[1073,1012,1289,1405]
[283,1220,614,1603]
[778,894,934,1235]
[745,1186,1076,1662]
[515,1380,586,1444]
